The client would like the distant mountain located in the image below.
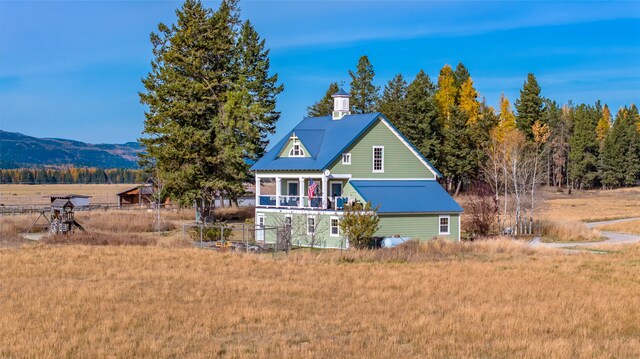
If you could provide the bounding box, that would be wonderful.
[0,131,142,168]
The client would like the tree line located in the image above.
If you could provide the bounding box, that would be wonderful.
[307,56,640,193]
[0,168,144,184]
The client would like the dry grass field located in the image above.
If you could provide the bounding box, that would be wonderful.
[538,220,603,243]
[0,183,134,205]
[538,187,640,240]
[598,219,640,235]
[1,241,639,358]
[542,186,640,222]
[1,186,640,357]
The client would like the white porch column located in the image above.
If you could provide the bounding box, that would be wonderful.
[255,176,260,206]
[299,177,305,208]
[321,174,328,209]
[275,177,281,207]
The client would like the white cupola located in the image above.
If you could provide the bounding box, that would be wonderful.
[331,88,351,120]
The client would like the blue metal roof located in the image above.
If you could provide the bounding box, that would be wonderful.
[350,180,463,213]
[251,113,381,171]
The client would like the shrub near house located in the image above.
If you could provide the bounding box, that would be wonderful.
[251,89,463,248]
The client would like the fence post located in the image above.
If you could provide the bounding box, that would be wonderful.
[200,224,203,245]
[243,223,248,253]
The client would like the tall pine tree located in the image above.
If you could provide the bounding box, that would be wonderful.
[568,102,601,189]
[236,20,284,159]
[441,106,475,195]
[514,73,544,140]
[349,55,379,113]
[453,62,470,89]
[377,74,407,121]
[139,0,282,220]
[403,70,441,165]
[600,105,640,188]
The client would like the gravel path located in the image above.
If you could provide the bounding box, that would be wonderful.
[529,217,640,249]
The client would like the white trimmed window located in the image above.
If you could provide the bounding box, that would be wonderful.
[439,215,450,235]
[330,217,340,237]
[342,153,351,165]
[373,146,384,172]
[289,143,305,157]
[307,216,316,235]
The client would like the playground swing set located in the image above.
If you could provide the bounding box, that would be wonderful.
[25,199,85,237]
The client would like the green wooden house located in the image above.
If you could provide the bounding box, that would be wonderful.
[250,89,463,248]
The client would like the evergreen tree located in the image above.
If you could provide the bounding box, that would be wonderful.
[441,107,475,195]
[434,64,457,124]
[139,0,281,220]
[472,100,499,167]
[377,74,407,120]
[349,55,379,113]
[514,73,544,140]
[453,62,470,89]
[600,106,640,188]
[236,20,284,158]
[568,103,601,189]
[403,70,441,165]
[306,82,339,117]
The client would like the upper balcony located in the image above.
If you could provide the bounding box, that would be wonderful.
[255,174,352,211]
[258,195,350,210]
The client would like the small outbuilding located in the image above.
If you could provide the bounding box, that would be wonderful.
[116,184,155,207]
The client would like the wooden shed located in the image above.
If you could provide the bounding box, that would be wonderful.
[116,184,155,207]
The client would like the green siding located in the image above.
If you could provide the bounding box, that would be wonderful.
[377,214,460,241]
[257,210,459,248]
[329,119,435,179]
[342,181,366,203]
[278,137,311,158]
[257,210,347,249]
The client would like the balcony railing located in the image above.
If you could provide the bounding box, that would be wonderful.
[258,195,350,210]
[258,195,323,208]
[279,195,300,207]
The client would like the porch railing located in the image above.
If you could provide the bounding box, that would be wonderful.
[258,195,325,209]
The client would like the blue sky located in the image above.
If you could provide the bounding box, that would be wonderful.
[1,0,639,145]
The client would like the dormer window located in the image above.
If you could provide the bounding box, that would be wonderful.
[289,143,305,157]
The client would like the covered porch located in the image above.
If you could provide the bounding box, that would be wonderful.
[255,173,350,210]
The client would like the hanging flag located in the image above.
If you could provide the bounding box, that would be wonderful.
[308,179,318,199]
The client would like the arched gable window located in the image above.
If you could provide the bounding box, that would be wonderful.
[289,143,305,157]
